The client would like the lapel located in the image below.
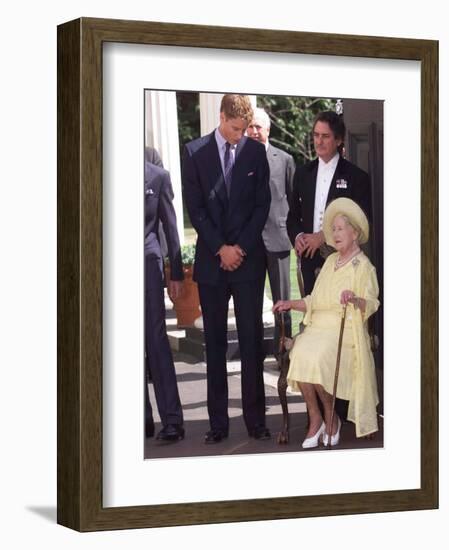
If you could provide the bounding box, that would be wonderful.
[144,163,161,195]
[326,155,344,204]
[228,136,248,207]
[205,133,229,209]
[307,158,319,204]
[266,145,280,181]
[144,162,152,186]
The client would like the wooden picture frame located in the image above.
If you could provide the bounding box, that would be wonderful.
[57,17,438,531]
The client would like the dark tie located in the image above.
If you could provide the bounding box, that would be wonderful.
[224,142,233,197]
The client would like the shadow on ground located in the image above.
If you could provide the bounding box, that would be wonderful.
[144,353,383,459]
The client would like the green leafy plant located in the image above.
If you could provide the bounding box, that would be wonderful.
[164,243,196,268]
[181,243,196,266]
[257,95,335,165]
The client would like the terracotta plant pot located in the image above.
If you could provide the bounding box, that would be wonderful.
[166,265,201,328]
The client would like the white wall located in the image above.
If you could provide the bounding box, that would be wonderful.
[0,1,446,548]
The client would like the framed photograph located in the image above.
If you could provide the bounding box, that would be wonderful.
[57,17,438,531]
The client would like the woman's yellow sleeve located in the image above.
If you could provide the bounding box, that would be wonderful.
[361,264,380,320]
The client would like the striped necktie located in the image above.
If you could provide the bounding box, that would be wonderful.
[224,141,233,197]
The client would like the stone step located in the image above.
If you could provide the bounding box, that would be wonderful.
[184,325,274,343]
[173,331,275,361]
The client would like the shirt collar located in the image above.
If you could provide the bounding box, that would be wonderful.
[215,127,236,150]
[318,152,340,170]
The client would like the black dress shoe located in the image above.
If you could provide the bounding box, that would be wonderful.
[156,424,185,441]
[204,429,228,444]
[248,426,271,440]
[145,423,155,438]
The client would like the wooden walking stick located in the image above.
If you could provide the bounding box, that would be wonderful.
[296,254,305,303]
[277,311,290,444]
[327,304,348,449]
[276,254,306,444]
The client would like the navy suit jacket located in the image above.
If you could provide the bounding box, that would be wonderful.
[287,156,371,244]
[144,162,183,281]
[182,132,271,285]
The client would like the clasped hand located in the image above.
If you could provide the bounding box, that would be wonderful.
[219,244,245,271]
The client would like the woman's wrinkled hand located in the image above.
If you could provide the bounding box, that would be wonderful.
[340,289,356,305]
[272,300,291,313]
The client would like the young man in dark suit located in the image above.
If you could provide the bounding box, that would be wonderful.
[144,161,184,441]
[247,107,295,355]
[287,111,372,295]
[182,94,271,443]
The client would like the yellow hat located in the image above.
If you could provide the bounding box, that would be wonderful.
[323,198,369,247]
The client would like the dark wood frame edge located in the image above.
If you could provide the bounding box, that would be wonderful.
[57,17,438,532]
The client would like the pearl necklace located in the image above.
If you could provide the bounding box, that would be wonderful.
[335,249,361,270]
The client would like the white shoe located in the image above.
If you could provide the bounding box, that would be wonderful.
[302,422,325,449]
[323,417,341,447]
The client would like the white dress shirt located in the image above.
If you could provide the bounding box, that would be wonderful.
[313,153,340,233]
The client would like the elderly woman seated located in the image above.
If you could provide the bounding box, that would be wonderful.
[273,198,380,448]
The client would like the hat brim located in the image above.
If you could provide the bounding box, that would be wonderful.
[322,198,369,247]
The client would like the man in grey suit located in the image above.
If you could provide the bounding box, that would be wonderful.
[247,108,295,353]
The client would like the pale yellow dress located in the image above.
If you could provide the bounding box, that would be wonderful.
[287,251,380,437]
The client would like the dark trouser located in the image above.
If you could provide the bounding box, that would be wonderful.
[265,249,291,355]
[198,277,266,433]
[145,256,183,428]
[300,253,325,296]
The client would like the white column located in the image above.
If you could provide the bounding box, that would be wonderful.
[145,90,184,244]
[248,95,257,108]
[199,93,223,136]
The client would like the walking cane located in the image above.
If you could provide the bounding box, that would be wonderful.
[327,304,348,449]
[296,254,305,301]
[277,311,290,444]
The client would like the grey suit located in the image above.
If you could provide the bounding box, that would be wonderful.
[262,144,295,350]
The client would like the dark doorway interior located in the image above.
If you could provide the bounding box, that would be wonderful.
[344,98,384,413]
